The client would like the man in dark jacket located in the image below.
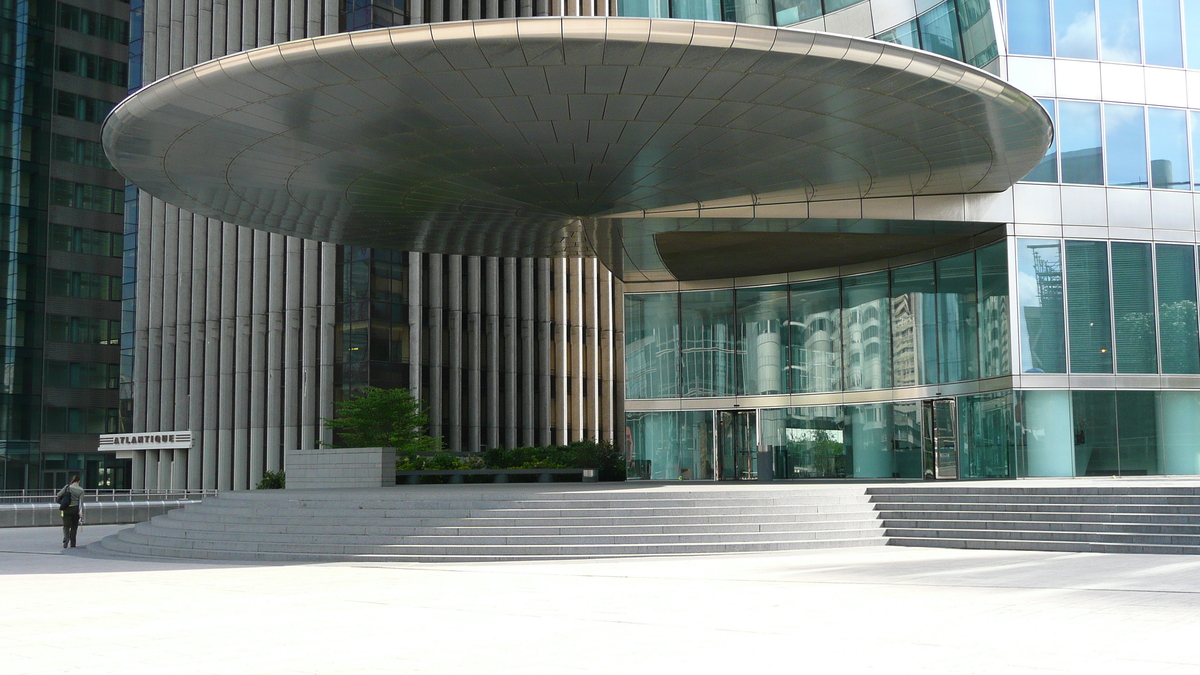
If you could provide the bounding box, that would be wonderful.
[56,476,85,549]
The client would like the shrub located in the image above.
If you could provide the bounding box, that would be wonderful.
[483,440,625,481]
[255,470,285,489]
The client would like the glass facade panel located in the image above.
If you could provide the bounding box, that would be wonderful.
[847,403,895,478]
[877,20,920,47]
[1156,244,1200,374]
[1099,0,1142,62]
[1059,101,1103,185]
[917,1,964,59]
[1018,390,1075,477]
[772,0,821,25]
[891,263,937,388]
[766,406,846,479]
[1188,0,1200,68]
[977,243,1011,379]
[1105,104,1148,187]
[624,293,678,399]
[1055,0,1098,59]
[1148,107,1189,189]
[892,401,924,478]
[958,392,1015,479]
[1065,240,1114,373]
[737,286,788,396]
[618,0,669,15]
[1110,242,1158,373]
[790,279,841,394]
[670,0,721,20]
[680,290,736,397]
[1143,0,1184,66]
[1025,99,1058,183]
[626,411,714,480]
[1007,0,1053,55]
[1073,390,1119,475]
[1161,391,1200,474]
[843,272,891,390]
[725,0,774,24]
[1017,239,1067,373]
[1118,391,1160,475]
[936,252,979,384]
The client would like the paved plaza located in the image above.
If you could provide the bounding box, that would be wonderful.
[2,523,1199,674]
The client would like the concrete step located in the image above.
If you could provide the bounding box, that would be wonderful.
[881,518,1200,536]
[867,494,1200,505]
[887,536,1200,555]
[873,509,1200,525]
[872,501,1200,515]
[882,526,1200,546]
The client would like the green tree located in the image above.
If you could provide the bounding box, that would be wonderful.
[322,387,443,452]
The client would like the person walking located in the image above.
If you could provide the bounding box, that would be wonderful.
[57,476,84,549]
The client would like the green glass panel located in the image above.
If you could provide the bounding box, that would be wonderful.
[1117,391,1160,475]
[1156,244,1200,374]
[617,0,668,16]
[680,289,736,397]
[789,279,841,394]
[1111,242,1157,373]
[1073,390,1119,476]
[917,0,963,60]
[891,263,937,387]
[624,293,678,399]
[892,401,923,478]
[936,252,979,384]
[842,272,891,390]
[625,411,713,480]
[977,242,1010,378]
[1161,391,1200,474]
[769,406,846,479]
[725,0,774,24]
[1017,390,1074,477]
[736,285,788,396]
[773,0,821,25]
[847,403,894,478]
[1065,240,1113,373]
[1016,239,1066,373]
[958,392,1015,479]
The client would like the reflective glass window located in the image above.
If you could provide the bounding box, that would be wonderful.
[825,0,865,11]
[772,0,821,24]
[789,279,841,394]
[1054,0,1098,59]
[680,290,736,397]
[917,1,964,60]
[1017,390,1075,477]
[1099,0,1142,62]
[890,263,937,387]
[1157,244,1200,373]
[1117,391,1160,475]
[1149,107,1190,189]
[1065,240,1114,373]
[847,403,895,479]
[1110,242,1158,373]
[937,252,979,384]
[1017,239,1067,373]
[616,0,668,16]
[958,392,1015,479]
[1144,0,1184,66]
[767,406,845,479]
[1187,0,1200,67]
[736,285,788,396]
[1073,390,1118,475]
[957,0,999,66]
[892,402,924,478]
[1006,0,1053,55]
[1191,111,1200,190]
[1104,104,1148,187]
[1161,391,1200,474]
[624,293,678,399]
[726,0,775,24]
[1059,101,1103,184]
[977,242,1011,379]
[670,0,721,20]
[1024,99,1058,183]
[876,20,920,47]
[842,272,891,390]
[625,411,713,480]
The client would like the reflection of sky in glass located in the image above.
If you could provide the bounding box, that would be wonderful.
[1008,0,1052,55]
[1100,0,1141,63]
[1105,104,1147,187]
[1143,0,1183,67]
[1016,239,1065,373]
[1055,0,1098,59]
[1149,107,1189,189]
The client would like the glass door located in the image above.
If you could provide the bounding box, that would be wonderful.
[717,410,758,480]
[922,399,958,480]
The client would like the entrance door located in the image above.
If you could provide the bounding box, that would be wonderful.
[717,410,757,480]
[922,399,958,480]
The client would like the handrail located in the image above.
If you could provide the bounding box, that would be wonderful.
[0,488,218,503]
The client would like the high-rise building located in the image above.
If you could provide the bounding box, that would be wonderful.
[0,0,131,489]
[104,0,1200,486]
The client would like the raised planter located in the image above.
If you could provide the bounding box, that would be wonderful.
[396,468,598,484]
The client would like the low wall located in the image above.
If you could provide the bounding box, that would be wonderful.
[286,447,396,489]
[0,500,199,528]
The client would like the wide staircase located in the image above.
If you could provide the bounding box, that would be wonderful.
[91,484,887,562]
[869,484,1200,554]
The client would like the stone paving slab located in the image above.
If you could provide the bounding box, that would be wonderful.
[2,524,1200,674]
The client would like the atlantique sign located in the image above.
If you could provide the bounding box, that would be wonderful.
[98,431,192,451]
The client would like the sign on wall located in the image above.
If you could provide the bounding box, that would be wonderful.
[98,431,192,452]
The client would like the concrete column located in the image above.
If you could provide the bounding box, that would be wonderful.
[131,451,146,490]
[467,256,481,453]
[428,254,443,442]
[298,240,321,456]
[217,222,238,491]
[249,230,270,487]
[538,259,552,446]
[521,258,535,446]
[448,255,463,451]
[145,450,159,490]
[160,204,179,431]
[504,258,518,449]
[408,252,423,405]
[187,215,207,490]
[282,237,303,456]
[171,449,187,490]
[158,449,173,493]
[232,227,253,491]
[486,257,500,450]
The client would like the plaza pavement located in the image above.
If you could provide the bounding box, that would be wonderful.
[2,523,1199,675]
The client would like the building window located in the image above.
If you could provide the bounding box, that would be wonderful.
[57,3,130,44]
[47,269,122,301]
[49,223,122,257]
[44,407,119,433]
[56,47,128,86]
[51,134,113,170]
[50,178,124,214]
[46,315,121,345]
[54,91,114,123]
[44,361,120,389]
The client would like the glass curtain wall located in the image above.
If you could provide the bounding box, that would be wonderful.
[1156,244,1200,373]
[1065,240,1114,373]
[624,293,679,399]
[790,279,841,394]
[843,272,892,391]
[891,264,937,388]
[625,410,714,480]
[1110,243,1157,373]
[958,392,1016,478]
[681,290,737,398]
[977,243,1010,378]
[1016,239,1067,373]
[937,252,980,383]
[737,286,788,396]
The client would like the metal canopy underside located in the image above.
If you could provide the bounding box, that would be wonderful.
[103,17,1052,275]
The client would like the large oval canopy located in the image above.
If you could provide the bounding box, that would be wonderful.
[104,17,1052,260]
